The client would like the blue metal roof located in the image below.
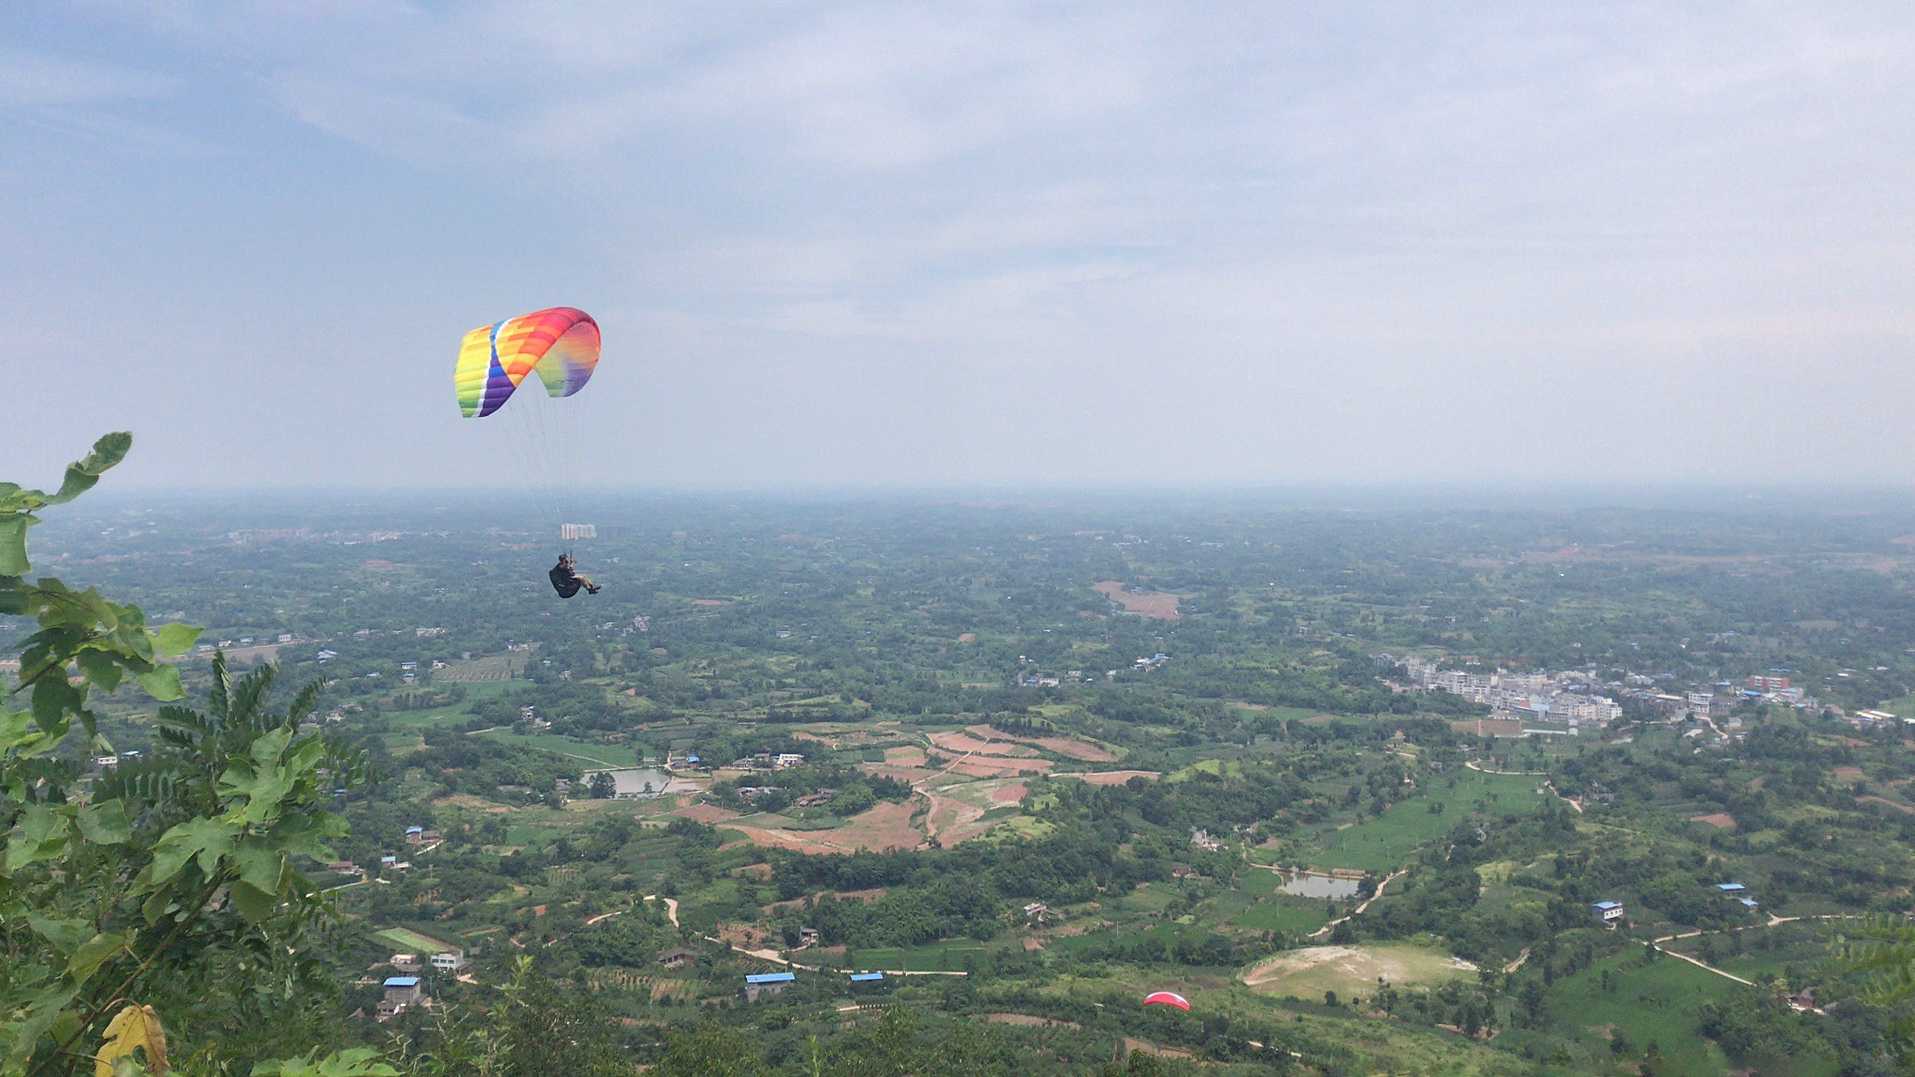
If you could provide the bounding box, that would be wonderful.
[1715,882,1746,892]
[745,972,795,984]
[1592,900,1622,910]
[383,976,420,988]
[1737,897,1760,907]
[849,972,885,982]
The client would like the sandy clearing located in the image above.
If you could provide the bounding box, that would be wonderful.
[1242,944,1477,990]
[991,782,1030,805]
[1092,580,1182,621]
[986,1013,1081,1029]
[725,800,924,855]
[1831,766,1867,783]
[1689,812,1737,830]
[433,794,513,814]
[884,746,930,766]
[673,803,742,825]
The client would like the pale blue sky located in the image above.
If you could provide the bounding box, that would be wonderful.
[5,2,1912,489]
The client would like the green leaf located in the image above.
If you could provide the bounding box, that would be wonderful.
[5,981,80,1071]
[232,839,287,895]
[26,913,92,955]
[251,1047,400,1077]
[46,432,132,507]
[66,931,129,983]
[149,622,201,659]
[144,816,237,889]
[0,512,34,576]
[31,674,83,732]
[135,666,183,702]
[5,802,70,872]
[75,649,124,693]
[230,880,277,924]
[76,801,131,845]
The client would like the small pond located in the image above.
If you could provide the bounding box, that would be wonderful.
[1275,871,1362,899]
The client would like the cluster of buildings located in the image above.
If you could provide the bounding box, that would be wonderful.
[719,751,806,772]
[739,969,890,1003]
[1390,656,1623,733]
[1386,654,1851,736]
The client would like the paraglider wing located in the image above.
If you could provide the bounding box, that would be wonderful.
[1142,991,1190,1011]
[454,307,600,418]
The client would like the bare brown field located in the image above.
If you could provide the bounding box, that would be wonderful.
[1059,769,1160,785]
[958,632,977,643]
[929,731,1038,757]
[949,757,1054,778]
[860,762,943,784]
[884,746,929,766]
[1832,766,1867,783]
[1859,795,1915,815]
[1092,580,1182,620]
[991,782,1030,804]
[689,598,730,607]
[1690,812,1737,830]
[962,723,1117,762]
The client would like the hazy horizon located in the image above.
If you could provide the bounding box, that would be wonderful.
[7,3,1913,490]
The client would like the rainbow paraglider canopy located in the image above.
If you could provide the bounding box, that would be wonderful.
[454,307,600,418]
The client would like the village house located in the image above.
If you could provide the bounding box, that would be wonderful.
[430,950,466,973]
[378,976,424,1019]
[741,971,795,1002]
[1189,828,1224,853]
[389,954,421,973]
[798,927,820,948]
[658,946,699,970]
[405,826,425,844]
[794,789,836,808]
[1022,902,1050,924]
[1591,900,1625,928]
[774,753,805,769]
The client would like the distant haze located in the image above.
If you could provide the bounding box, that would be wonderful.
[5,3,1913,489]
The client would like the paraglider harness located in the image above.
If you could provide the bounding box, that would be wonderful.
[549,553,599,598]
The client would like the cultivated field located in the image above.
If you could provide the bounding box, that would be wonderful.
[374,927,455,954]
[434,653,528,683]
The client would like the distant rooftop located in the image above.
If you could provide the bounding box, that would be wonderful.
[745,972,796,985]
[1715,882,1747,892]
[1592,900,1623,910]
[849,972,885,982]
[383,976,420,988]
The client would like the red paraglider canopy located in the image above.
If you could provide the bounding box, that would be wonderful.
[1142,991,1191,1011]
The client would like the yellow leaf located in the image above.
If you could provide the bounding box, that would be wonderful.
[96,1003,167,1076]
